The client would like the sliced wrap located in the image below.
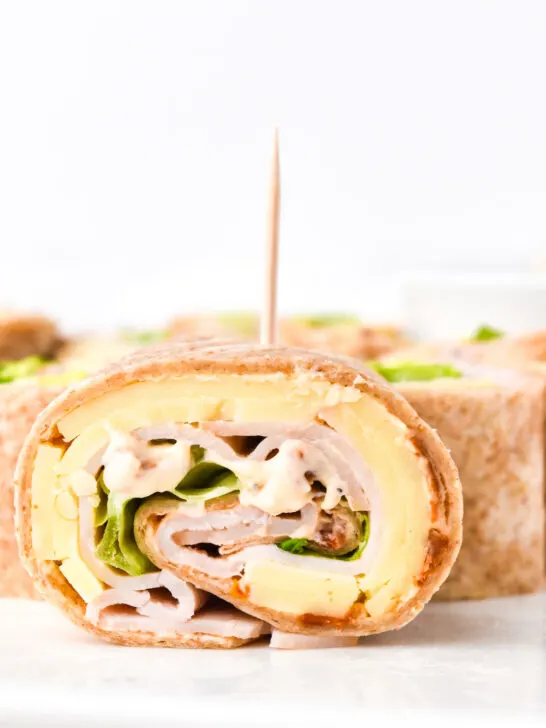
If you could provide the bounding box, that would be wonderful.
[15,343,462,648]
[0,311,61,362]
[57,336,139,371]
[169,314,408,361]
[279,316,408,360]
[0,336,146,598]
[372,359,545,598]
[387,328,546,369]
[0,381,66,597]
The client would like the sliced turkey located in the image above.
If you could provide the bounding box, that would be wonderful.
[104,421,374,514]
[99,604,269,639]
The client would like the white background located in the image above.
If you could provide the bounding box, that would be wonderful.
[1,0,546,331]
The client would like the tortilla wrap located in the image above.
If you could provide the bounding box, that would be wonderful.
[0,312,61,361]
[0,336,141,598]
[15,342,462,648]
[377,349,546,596]
[395,375,544,598]
[0,382,65,597]
[170,314,408,360]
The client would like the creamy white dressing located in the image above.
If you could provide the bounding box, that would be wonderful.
[214,439,314,515]
[98,427,360,516]
[101,428,193,500]
[214,439,348,515]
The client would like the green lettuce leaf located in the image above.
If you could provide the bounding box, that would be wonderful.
[369,361,462,383]
[277,513,370,561]
[293,313,360,328]
[94,454,240,574]
[216,312,257,337]
[95,494,156,576]
[0,355,47,383]
[122,329,168,345]
[276,538,309,554]
[469,325,504,342]
[340,513,370,561]
[174,463,240,501]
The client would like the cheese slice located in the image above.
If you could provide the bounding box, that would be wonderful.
[32,447,84,562]
[322,400,429,617]
[60,558,104,602]
[32,445,105,600]
[57,377,359,441]
[232,396,322,422]
[241,560,360,618]
[31,445,63,560]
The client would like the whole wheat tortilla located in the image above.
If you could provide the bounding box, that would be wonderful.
[0,312,61,362]
[279,321,408,361]
[170,315,408,361]
[0,382,65,598]
[15,342,462,647]
[380,341,546,597]
[397,377,545,599]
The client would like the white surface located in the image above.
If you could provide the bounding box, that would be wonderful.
[404,273,546,339]
[1,2,546,329]
[0,593,545,726]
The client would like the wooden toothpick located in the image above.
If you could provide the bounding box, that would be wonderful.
[261,128,281,346]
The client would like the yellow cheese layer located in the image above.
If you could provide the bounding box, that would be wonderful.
[32,445,81,561]
[241,560,359,618]
[31,445,63,559]
[33,372,432,617]
[32,444,105,600]
[59,558,104,602]
[322,400,429,617]
[56,378,359,440]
